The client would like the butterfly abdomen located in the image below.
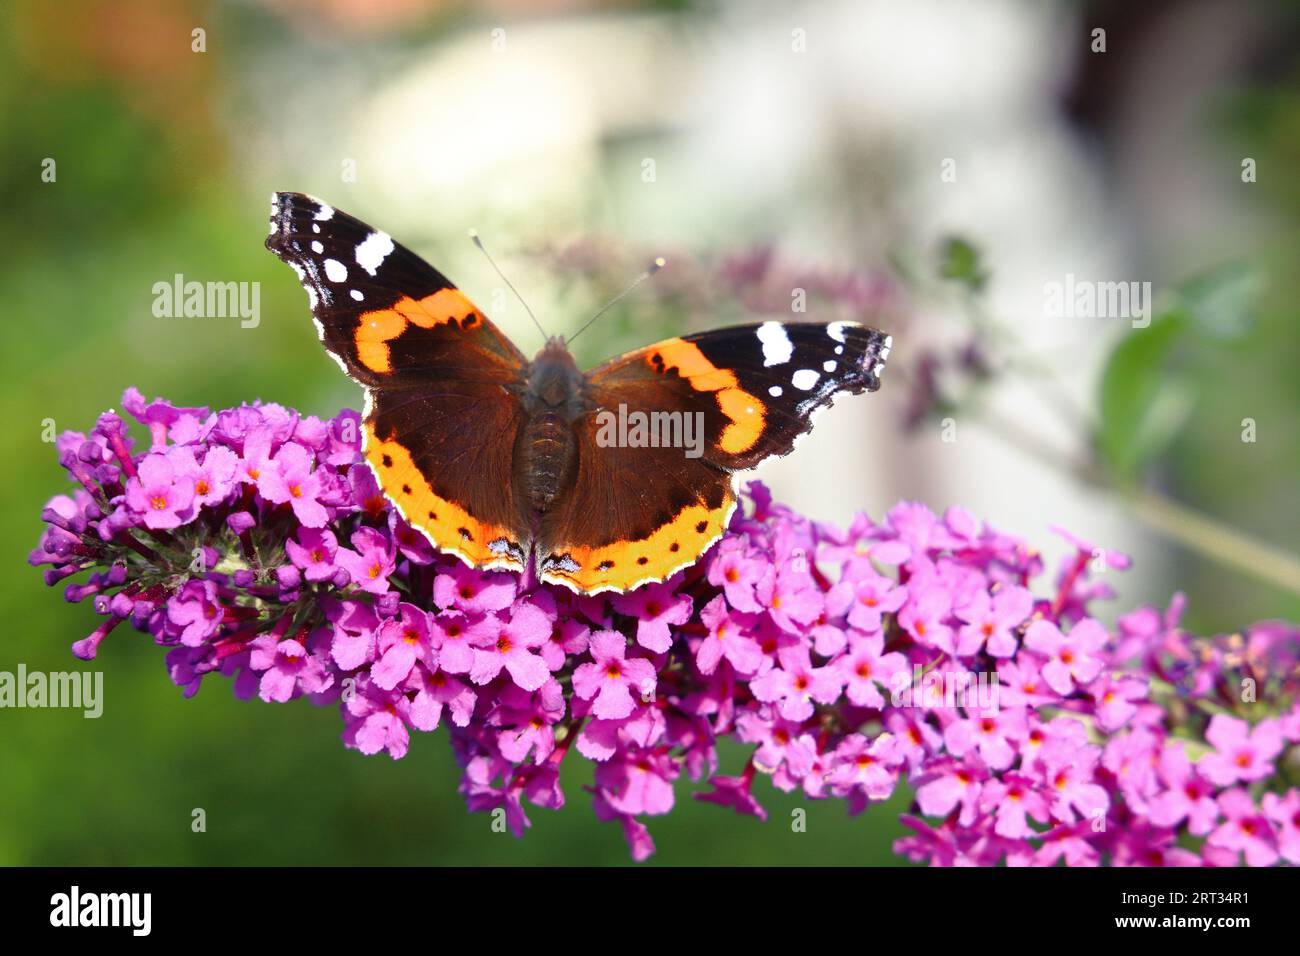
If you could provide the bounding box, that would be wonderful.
[516,411,576,514]
[515,339,587,515]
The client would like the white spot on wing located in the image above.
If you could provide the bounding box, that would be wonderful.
[323,258,348,283]
[314,204,335,221]
[355,231,395,276]
[756,321,793,366]
[823,360,837,372]
[768,385,783,397]
[311,240,324,254]
[350,289,364,301]
[791,368,819,391]
[827,321,850,343]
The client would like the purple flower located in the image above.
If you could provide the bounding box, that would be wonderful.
[1042,747,1109,824]
[1148,743,1218,835]
[344,679,412,759]
[611,580,692,653]
[1261,790,1300,864]
[468,600,552,690]
[168,445,237,509]
[573,630,656,720]
[1207,789,1278,866]
[335,526,396,594]
[236,425,274,485]
[1198,715,1284,786]
[751,645,841,721]
[409,665,477,730]
[844,569,907,634]
[982,774,1050,839]
[258,441,328,527]
[954,585,1032,658]
[165,580,223,647]
[371,603,437,690]
[915,759,985,825]
[251,634,332,703]
[737,712,816,780]
[696,595,762,676]
[944,707,1028,771]
[433,566,516,615]
[124,454,195,529]
[594,748,678,816]
[706,539,765,612]
[836,633,906,708]
[695,769,768,821]
[829,733,900,802]
[285,527,339,583]
[1023,618,1107,694]
[1089,675,1147,732]
[898,585,954,654]
[428,611,487,675]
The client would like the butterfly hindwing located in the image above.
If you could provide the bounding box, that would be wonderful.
[535,321,891,592]
[266,192,532,571]
[534,421,738,594]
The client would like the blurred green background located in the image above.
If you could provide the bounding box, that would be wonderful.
[2,0,1298,865]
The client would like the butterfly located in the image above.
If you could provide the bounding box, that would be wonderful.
[266,192,892,594]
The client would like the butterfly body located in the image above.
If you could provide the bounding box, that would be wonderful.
[516,338,585,514]
[267,192,892,594]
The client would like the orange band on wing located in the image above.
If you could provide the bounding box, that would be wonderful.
[538,486,736,594]
[715,387,764,454]
[354,289,484,373]
[364,424,525,571]
[403,288,480,329]
[647,339,766,455]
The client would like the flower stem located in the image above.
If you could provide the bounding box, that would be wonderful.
[978,409,1300,597]
[1126,487,1300,597]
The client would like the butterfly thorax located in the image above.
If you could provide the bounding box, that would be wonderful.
[516,338,587,516]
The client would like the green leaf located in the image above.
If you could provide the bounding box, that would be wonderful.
[937,236,987,292]
[1097,313,1196,482]
[1175,263,1258,340]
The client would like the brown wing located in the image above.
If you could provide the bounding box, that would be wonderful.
[267,192,531,570]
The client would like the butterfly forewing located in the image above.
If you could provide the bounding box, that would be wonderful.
[266,192,532,571]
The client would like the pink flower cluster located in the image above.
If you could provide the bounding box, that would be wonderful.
[32,390,1300,863]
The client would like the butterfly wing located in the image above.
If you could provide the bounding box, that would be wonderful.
[536,321,892,593]
[266,192,531,571]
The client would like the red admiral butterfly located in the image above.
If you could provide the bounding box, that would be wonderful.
[266,192,891,594]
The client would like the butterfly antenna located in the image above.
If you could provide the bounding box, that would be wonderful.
[565,257,666,346]
[469,229,549,341]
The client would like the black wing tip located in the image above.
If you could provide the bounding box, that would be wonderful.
[853,326,893,392]
[266,191,335,250]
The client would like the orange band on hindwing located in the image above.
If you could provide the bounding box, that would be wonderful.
[363,423,525,571]
[538,485,736,594]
